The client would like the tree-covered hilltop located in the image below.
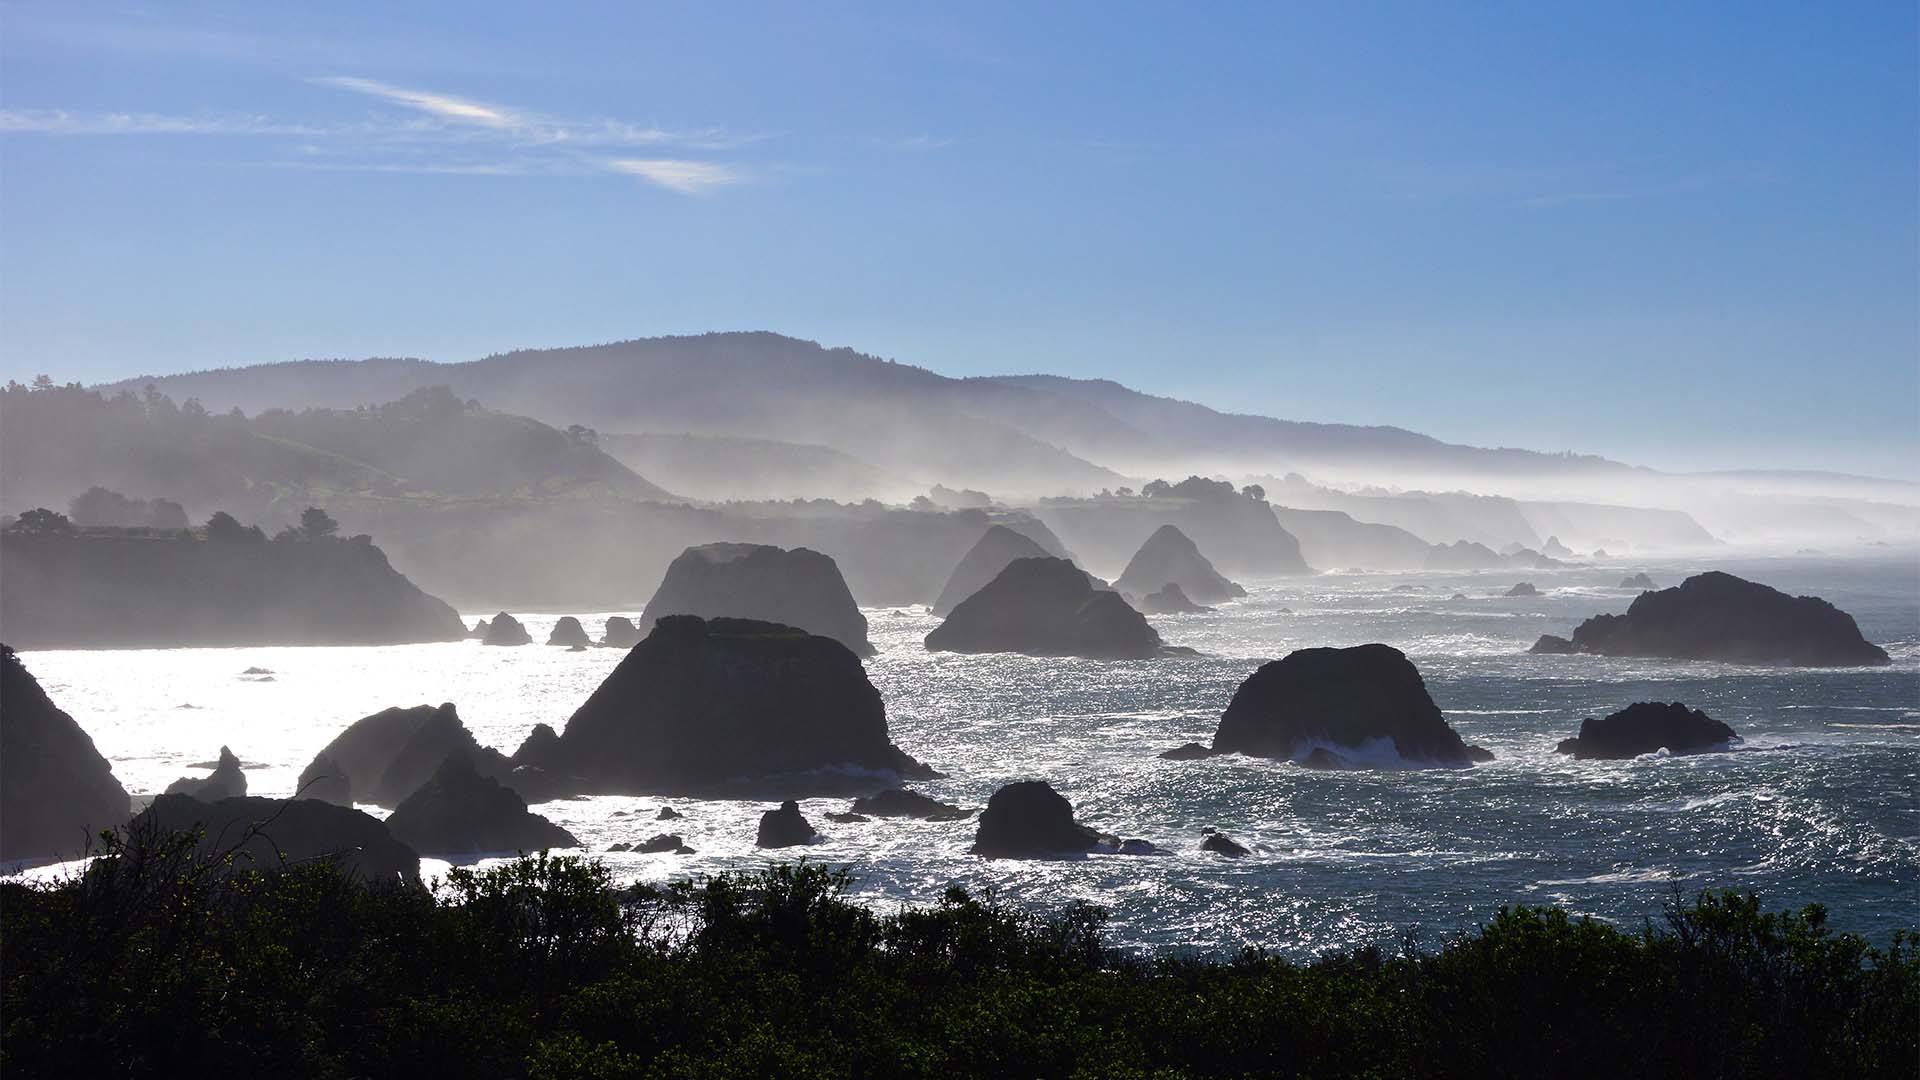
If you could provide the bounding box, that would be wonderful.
[2,834,1913,1079]
[0,508,464,648]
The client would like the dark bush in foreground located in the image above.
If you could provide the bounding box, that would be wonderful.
[3,822,1914,1078]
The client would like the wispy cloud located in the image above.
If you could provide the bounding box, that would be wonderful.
[607,158,745,195]
[313,76,518,129]
[0,109,326,137]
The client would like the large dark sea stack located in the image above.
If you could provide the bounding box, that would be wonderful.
[0,645,131,861]
[135,794,419,885]
[297,703,512,807]
[1209,644,1485,767]
[547,617,592,647]
[925,557,1173,660]
[384,752,578,855]
[755,800,818,848]
[1564,571,1890,667]
[932,524,1055,616]
[1114,525,1246,605]
[970,781,1101,859]
[602,616,642,648]
[482,613,532,646]
[524,615,935,795]
[640,543,874,657]
[164,746,247,801]
[1555,702,1740,760]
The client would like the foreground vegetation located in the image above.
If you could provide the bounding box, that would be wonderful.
[3,826,1915,1078]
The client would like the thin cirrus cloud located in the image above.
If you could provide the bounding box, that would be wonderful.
[606,158,745,195]
[0,109,328,137]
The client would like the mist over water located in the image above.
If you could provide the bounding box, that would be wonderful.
[18,553,1917,957]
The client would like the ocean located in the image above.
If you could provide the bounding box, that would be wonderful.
[13,553,1918,957]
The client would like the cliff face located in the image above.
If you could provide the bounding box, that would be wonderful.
[1,645,131,861]
[0,528,464,648]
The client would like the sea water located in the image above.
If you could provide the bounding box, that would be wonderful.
[13,554,1918,957]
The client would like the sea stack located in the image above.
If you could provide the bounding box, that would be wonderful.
[296,703,513,808]
[969,781,1102,859]
[925,557,1177,660]
[0,645,131,862]
[482,613,532,646]
[1205,644,1488,768]
[1114,525,1246,605]
[931,524,1055,616]
[1555,702,1740,759]
[1559,571,1890,667]
[163,746,247,801]
[516,615,935,796]
[640,543,874,657]
[755,800,818,848]
[384,751,578,854]
[602,616,642,648]
[547,617,592,647]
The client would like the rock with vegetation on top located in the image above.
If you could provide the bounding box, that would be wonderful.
[482,612,532,646]
[1114,525,1246,605]
[135,793,419,885]
[164,746,247,801]
[1555,702,1740,760]
[640,542,874,657]
[518,615,936,797]
[969,781,1102,859]
[1207,644,1487,768]
[755,800,818,848]
[926,557,1181,660]
[0,644,131,862]
[1562,571,1890,667]
[384,751,578,855]
[547,617,592,647]
[602,616,642,648]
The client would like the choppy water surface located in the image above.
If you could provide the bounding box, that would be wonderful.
[16,554,1920,957]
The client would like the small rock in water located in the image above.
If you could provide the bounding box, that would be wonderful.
[241,666,273,675]
[1201,833,1250,857]
[607,842,632,852]
[635,833,684,854]
[656,806,683,820]
[826,811,870,824]
[756,800,818,848]
[1159,742,1215,761]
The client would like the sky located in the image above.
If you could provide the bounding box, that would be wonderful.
[2,2,1915,477]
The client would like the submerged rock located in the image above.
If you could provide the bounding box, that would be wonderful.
[969,781,1101,859]
[482,612,532,646]
[1209,644,1485,767]
[1563,571,1890,667]
[932,524,1056,616]
[1139,583,1212,615]
[640,543,874,657]
[1620,573,1657,590]
[1201,833,1250,857]
[384,751,578,855]
[1555,702,1740,760]
[1529,634,1577,655]
[925,557,1179,660]
[164,745,247,801]
[1114,525,1246,605]
[523,615,936,796]
[1504,582,1540,598]
[297,702,512,808]
[848,788,972,821]
[756,800,818,848]
[135,793,419,885]
[547,617,592,647]
[0,644,131,862]
[602,616,642,649]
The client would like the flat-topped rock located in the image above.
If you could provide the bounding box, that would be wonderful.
[482,612,532,646]
[297,703,512,808]
[0,645,131,862]
[602,616,642,648]
[520,615,935,796]
[640,542,873,657]
[926,557,1179,660]
[164,745,247,801]
[848,788,972,821]
[1114,525,1246,605]
[756,800,818,848]
[970,781,1101,859]
[1564,571,1890,667]
[135,793,419,885]
[1139,583,1212,614]
[1555,702,1740,759]
[932,524,1055,616]
[547,617,591,647]
[1208,644,1486,767]
[384,751,578,855]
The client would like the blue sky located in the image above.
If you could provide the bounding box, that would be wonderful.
[2,2,1914,476]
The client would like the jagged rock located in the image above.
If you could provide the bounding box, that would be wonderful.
[1158,742,1217,761]
[1542,536,1574,558]
[1139,583,1212,614]
[755,800,818,848]
[1564,571,1890,667]
[1529,634,1576,655]
[165,746,247,801]
[523,615,936,796]
[384,751,578,855]
[547,617,592,647]
[933,524,1054,616]
[1504,582,1540,598]
[602,616,642,648]
[1620,573,1656,590]
[135,794,419,885]
[1424,540,1507,570]
[1201,833,1249,857]
[297,754,352,803]
[241,666,274,675]
[848,788,971,821]
[1209,644,1485,767]
[467,619,489,639]
[656,806,682,820]
[969,781,1101,859]
[482,612,532,646]
[925,557,1180,660]
[298,703,512,808]
[635,833,685,854]
[640,543,873,657]
[1114,525,1246,605]
[1554,702,1741,759]
[0,645,131,862]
